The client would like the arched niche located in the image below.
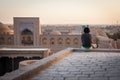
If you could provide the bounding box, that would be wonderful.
[21,29,33,45]
[73,38,79,44]
[7,37,12,45]
[42,37,47,45]
[65,38,71,45]
[57,38,63,45]
[0,37,5,45]
[50,38,55,45]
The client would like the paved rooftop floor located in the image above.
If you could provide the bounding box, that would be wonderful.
[30,52,120,80]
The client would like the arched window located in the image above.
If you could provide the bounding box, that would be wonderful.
[0,37,5,44]
[73,38,79,44]
[50,38,55,45]
[7,37,12,44]
[42,38,47,45]
[66,38,71,45]
[58,38,63,45]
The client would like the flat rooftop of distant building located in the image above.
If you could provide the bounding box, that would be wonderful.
[0,48,49,51]
[0,48,51,58]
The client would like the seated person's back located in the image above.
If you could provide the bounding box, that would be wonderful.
[81,27,92,49]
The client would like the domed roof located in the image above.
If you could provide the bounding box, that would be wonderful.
[50,30,61,35]
[97,36,111,41]
[97,29,107,37]
[0,22,11,34]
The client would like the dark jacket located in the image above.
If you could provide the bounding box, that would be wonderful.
[81,33,92,47]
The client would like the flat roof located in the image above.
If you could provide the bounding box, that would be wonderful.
[0,48,49,51]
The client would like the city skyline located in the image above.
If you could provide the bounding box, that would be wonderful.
[0,0,120,24]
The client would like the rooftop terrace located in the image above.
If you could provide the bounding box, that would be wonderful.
[0,48,120,80]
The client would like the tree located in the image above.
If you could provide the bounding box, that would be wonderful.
[106,31,120,41]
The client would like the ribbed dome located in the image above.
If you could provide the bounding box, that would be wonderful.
[0,22,11,34]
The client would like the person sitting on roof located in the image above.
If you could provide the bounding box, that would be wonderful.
[81,27,93,50]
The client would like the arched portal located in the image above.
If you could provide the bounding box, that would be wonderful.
[21,29,33,45]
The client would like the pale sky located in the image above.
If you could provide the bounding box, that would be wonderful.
[0,0,120,24]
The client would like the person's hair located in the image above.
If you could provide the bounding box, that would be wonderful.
[84,27,90,33]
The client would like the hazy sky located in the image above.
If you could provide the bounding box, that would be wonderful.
[0,0,120,24]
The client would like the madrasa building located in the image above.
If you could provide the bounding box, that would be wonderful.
[0,17,82,53]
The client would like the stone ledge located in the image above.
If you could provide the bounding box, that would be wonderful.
[19,60,40,68]
[0,48,51,58]
[72,48,120,53]
[0,48,72,80]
